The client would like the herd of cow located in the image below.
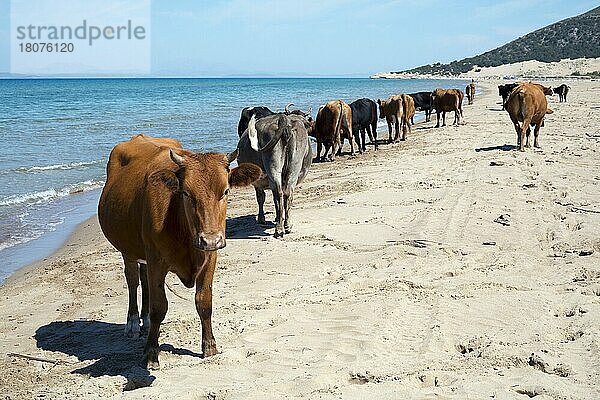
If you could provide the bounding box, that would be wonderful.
[97,79,569,370]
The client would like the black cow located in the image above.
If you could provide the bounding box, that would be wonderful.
[349,98,378,151]
[409,92,433,123]
[498,83,519,110]
[237,106,275,136]
[553,84,570,102]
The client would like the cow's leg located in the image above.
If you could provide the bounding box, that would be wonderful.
[139,262,150,333]
[254,186,267,225]
[346,127,356,156]
[387,121,393,143]
[394,120,400,142]
[315,141,322,162]
[509,115,522,148]
[144,263,168,370]
[525,126,532,148]
[519,118,532,151]
[271,180,285,237]
[284,191,294,234]
[325,142,334,162]
[533,122,542,148]
[360,128,366,153]
[370,122,378,150]
[435,111,440,128]
[123,256,141,338]
[195,252,218,358]
[442,112,447,127]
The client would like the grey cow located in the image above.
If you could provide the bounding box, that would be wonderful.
[237,113,312,237]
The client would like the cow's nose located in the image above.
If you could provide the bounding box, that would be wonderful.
[197,233,225,251]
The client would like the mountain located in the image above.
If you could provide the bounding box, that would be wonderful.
[397,6,600,76]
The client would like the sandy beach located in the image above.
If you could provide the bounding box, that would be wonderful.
[1,79,599,399]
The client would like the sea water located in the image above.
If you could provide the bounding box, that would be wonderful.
[0,77,468,281]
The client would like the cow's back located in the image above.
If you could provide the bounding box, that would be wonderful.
[433,89,459,111]
[99,134,182,258]
[401,95,415,119]
[384,95,403,119]
[506,83,548,123]
[315,101,342,142]
[350,98,376,127]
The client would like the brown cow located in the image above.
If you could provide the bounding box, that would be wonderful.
[505,83,554,151]
[313,100,354,162]
[432,88,462,127]
[466,81,475,105]
[401,94,416,138]
[377,95,404,142]
[98,134,261,369]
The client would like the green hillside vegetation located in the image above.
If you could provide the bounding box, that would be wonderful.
[398,6,600,76]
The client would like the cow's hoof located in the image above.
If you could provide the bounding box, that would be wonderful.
[202,340,218,358]
[274,229,285,238]
[125,316,141,338]
[143,349,160,370]
[257,216,266,225]
[284,225,292,234]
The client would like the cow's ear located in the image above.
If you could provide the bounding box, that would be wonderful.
[149,170,180,192]
[229,163,262,187]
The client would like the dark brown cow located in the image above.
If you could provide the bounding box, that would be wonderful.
[466,82,475,105]
[401,94,416,138]
[377,95,404,142]
[505,83,554,151]
[313,100,353,161]
[98,134,261,369]
[432,88,462,127]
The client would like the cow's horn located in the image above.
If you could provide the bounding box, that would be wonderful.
[226,148,239,164]
[248,115,259,151]
[285,103,294,113]
[170,149,185,167]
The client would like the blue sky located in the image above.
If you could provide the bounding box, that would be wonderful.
[0,0,597,76]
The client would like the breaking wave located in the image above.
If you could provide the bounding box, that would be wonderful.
[0,179,104,207]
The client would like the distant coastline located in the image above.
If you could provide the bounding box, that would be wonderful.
[370,57,600,80]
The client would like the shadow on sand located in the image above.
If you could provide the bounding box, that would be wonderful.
[227,214,273,239]
[475,144,517,152]
[35,320,202,390]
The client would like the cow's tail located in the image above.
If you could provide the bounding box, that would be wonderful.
[517,91,527,121]
[335,100,343,142]
[401,95,410,129]
[281,116,296,188]
[249,114,289,153]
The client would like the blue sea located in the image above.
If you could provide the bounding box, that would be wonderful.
[0,77,468,282]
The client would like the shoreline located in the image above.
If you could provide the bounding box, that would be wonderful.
[1,79,598,399]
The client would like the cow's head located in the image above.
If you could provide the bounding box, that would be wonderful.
[541,85,553,96]
[164,149,261,251]
[377,99,386,119]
